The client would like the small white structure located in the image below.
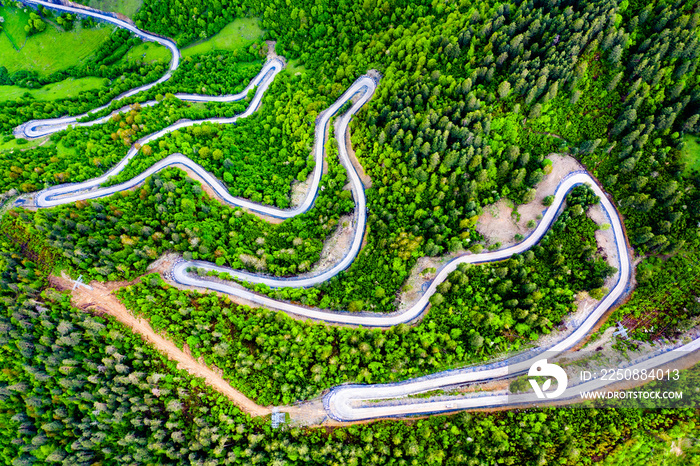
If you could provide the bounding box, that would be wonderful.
[271,407,286,429]
[72,275,93,291]
[612,321,629,339]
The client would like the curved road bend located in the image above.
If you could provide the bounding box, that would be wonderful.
[15,1,697,423]
[175,171,630,325]
[33,59,286,207]
[17,57,284,139]
[33,69,376,224]
[326,334,700,421]
[15,0,181,139]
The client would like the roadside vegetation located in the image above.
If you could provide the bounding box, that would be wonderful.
[118,41,172,65]
[107,70,318,207]
[0,236,699,464]
[0,53,261,194]
[6,145,352,280]
[103,192,611,405]
[1,0,700,463]
[0,2,166,132]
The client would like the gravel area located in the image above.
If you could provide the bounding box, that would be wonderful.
[476,153,584,249]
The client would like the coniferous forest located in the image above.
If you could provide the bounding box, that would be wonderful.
[2,0,700,464]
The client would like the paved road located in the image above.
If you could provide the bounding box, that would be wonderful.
[175,171,629,325]
[325,336,700,420]
[14,1,697,422]
[15,0,181,139]
[34,59,285,208]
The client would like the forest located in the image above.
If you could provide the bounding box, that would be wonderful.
[2,0,700,463]
[24,187,614,404]
[0,238,699,464]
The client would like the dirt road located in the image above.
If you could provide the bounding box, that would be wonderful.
[50,273,271,418]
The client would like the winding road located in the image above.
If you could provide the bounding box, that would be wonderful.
[14,0,180,139]
[13,0,699,422]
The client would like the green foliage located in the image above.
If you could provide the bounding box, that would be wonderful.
[135,0,239,46]
[599,251,700,341]
[0,27,165,132]
[112,201,613,405]
[0,50,261,194]
[1,235,696,464]
[3,0,700,460]
[13,148,352,280]
[109,71,320,208]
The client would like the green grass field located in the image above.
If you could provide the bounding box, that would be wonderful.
[0,5,32,47]
[0,76,108,102]
[285,58,306,75]
[182,17,263,57]
[0,137,77,155]
[681,133,700,176]
[119,41,172,65]
[0,7,115,75]
[81,0,143,18]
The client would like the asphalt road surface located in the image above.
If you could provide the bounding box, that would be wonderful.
[16,0,698,422]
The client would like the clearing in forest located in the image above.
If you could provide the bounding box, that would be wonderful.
[0,13,115,74]
[118,40,172,65]
[182,17,264,57]
[0,76,107,101]
[681,133,700,176]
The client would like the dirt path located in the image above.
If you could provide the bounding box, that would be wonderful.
[49,273,271,418]
[476,153,583,248]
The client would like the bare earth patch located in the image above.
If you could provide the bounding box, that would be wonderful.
[289,177,312,207]
[476,153,585,249]
[397,255,449,313]
[49,272,270,417]
[309,214,355,274]
[264,40,277,61]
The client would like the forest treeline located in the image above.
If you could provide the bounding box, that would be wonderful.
[0,236,698,464]
[108,190,613,405]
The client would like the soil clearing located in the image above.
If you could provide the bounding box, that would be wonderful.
[476,153,584,248]
[49,272,271,417]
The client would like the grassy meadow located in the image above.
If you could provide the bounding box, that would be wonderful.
[681,133,700,176]
[0,76,108,102]
[0,5,115,75]
[182,17,263,57]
